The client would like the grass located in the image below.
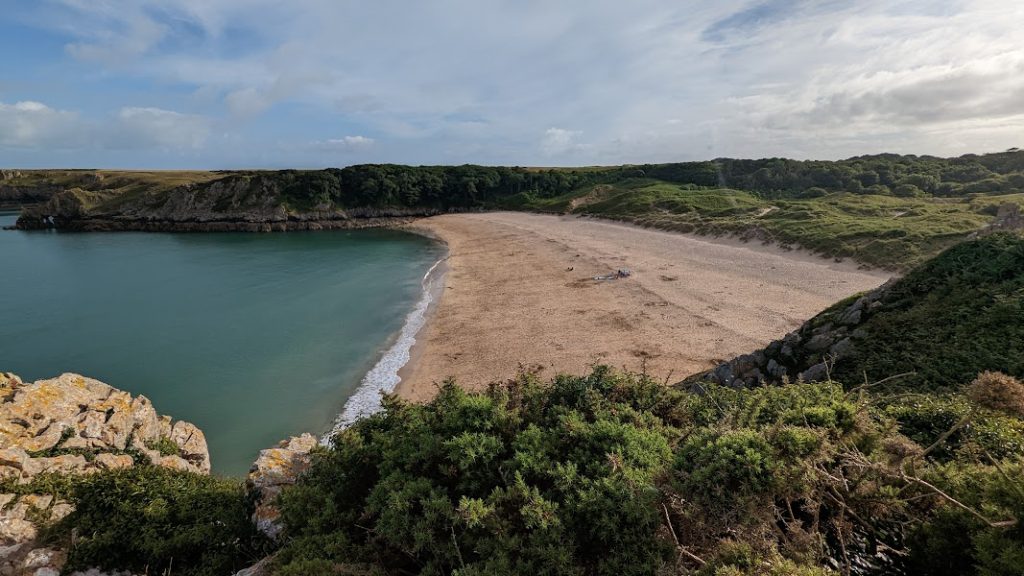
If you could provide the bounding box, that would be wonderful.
[516,179,1024,270]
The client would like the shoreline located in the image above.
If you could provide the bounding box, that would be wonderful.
[393,212,891,401]
[323,235,449,439]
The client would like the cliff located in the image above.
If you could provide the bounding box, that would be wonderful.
[12,171,439,232]
[0,371,317,576]
[0,372,212,574]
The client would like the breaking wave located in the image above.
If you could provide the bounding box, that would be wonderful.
[323,256,445,442]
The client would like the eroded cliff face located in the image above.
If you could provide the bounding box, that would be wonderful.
[0,372,210,575]
[15,173,442,232]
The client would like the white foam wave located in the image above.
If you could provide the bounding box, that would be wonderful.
[322,256,445,443]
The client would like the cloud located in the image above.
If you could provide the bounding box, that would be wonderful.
[0,101,84,148]
[541,128,583,157]
[7,0,1024,166]
[113,107,210,149]
[315,136,375,153]
[0,100,209,151]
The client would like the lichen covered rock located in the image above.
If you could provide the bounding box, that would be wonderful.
[247,433,318,539]
[0,372,212,575]
[0,373,210,479]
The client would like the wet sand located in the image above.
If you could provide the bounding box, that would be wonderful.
[397,212,890,401]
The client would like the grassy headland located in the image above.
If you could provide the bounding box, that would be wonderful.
[7,151,1024,269]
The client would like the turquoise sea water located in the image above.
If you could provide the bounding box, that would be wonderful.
[0,211,443,475]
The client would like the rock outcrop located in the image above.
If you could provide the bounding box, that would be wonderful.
[1,372,210,575]
[683,280,894,389]
[981,203,1023,235]
[0,372,209,477]
[246,433,318,540]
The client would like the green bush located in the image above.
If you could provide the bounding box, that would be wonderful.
[906,461,1024,576]
[278,369,682,576]
[51,466,269,576]
[275,371,983,575]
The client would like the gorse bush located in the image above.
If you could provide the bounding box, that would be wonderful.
[272,368,1024,576]
[277,368,681,576]
[49,466,270,576]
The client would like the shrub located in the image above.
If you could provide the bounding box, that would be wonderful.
[145,435,182,457]
[967,372,1024,417]
[274,372,935,575]
[277,370,680,576]
[906,461,1024,576]
[51,466,269,576]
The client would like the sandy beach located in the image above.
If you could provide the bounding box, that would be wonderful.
[397,212,890,401]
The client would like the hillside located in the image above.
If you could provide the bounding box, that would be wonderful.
[8,151,1024,269]
[685,233,1024,391]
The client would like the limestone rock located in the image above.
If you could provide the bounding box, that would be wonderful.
[0,372,211,476]
[94,453,134,471]
[0,371,215,573]
[170,421,210,473]
[248,433,318,539]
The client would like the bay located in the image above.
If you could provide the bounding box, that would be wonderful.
[0,211,442,475]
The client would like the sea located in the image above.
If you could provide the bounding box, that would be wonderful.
[0,210,444,475]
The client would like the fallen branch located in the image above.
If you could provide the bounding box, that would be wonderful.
[662,503,706,567]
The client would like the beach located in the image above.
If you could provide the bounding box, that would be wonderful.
[396,212,891,401]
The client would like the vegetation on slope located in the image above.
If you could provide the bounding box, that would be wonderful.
[268,368,1024,576]
[11,151,1024,268]
[518,178,1022,269]
[18,466,270,576]
[685,233,1024,392]
[826,233,1024,386]
[25,368,1024,576]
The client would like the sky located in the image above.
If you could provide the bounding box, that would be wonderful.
[0,0,1022,168]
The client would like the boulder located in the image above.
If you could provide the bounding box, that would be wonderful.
[800,363,829,383]
[248,433,318,540]
[93,453,133,471]
[170,421,210,473]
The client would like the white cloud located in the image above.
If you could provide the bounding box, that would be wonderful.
[0,100,209,151]
[316,135,375,152]
[10,0,1024,165]
[0,100,84,149]
[112,107,210,149]
[541,128,583,157]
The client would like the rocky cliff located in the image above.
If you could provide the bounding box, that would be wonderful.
[1,372,209,575]
[0,371,317,576]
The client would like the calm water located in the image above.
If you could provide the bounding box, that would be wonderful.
[0,211,442,475]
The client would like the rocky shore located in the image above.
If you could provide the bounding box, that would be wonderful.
[0,372,316,576]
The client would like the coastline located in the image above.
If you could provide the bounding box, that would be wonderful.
[393,212,891,402]
[323,234,449,438]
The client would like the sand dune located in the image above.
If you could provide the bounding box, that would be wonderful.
[397,212,890,401]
